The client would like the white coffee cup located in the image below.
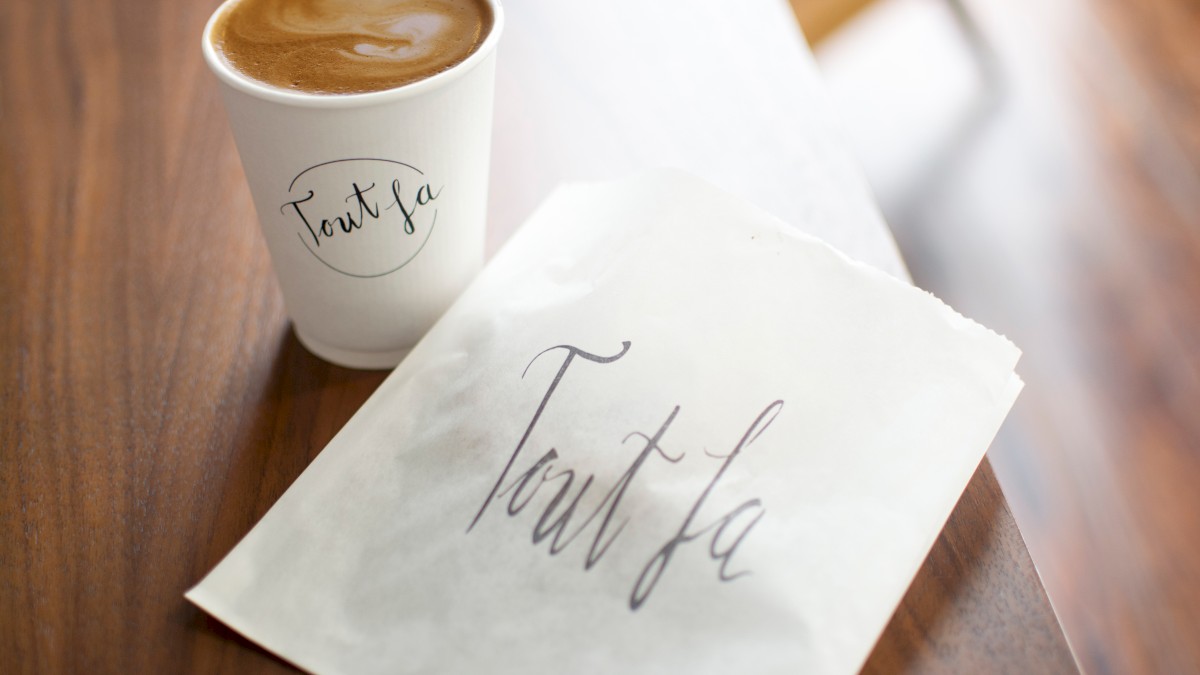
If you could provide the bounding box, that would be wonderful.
[201,0,503,369]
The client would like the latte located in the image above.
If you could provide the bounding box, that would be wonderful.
[210,0,493,95]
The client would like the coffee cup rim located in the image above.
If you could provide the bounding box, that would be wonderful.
[201,0,505,108]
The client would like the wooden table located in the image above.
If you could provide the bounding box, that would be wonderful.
[0,0,1077,672]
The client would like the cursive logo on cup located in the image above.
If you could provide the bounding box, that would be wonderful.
[281,158,443,278]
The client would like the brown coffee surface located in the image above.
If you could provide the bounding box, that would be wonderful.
[211,0,492,95]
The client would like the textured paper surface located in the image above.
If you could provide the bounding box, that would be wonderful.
[187,170,1022,675]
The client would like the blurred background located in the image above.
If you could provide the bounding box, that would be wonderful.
[788,0,1200,671]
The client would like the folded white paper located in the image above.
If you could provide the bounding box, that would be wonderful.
[187,170,1022,675]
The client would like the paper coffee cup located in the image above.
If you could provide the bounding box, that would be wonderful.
[201,1,503,369]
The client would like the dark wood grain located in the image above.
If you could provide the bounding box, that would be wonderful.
[0,0,1072,672]
[864,462,1075,674]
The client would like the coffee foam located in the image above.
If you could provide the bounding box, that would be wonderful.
[212,0,492,95]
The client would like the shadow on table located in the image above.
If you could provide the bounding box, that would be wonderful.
[180,327,389,672]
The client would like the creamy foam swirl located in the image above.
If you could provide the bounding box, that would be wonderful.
[212,0,492,95]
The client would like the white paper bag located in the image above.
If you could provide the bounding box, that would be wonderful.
[188,169,1022,674]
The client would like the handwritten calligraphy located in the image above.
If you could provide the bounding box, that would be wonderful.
[468,341,779,611]
[282,179,441,247]
[280,158,442,278]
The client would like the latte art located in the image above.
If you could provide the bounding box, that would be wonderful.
[211,0,493,94]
